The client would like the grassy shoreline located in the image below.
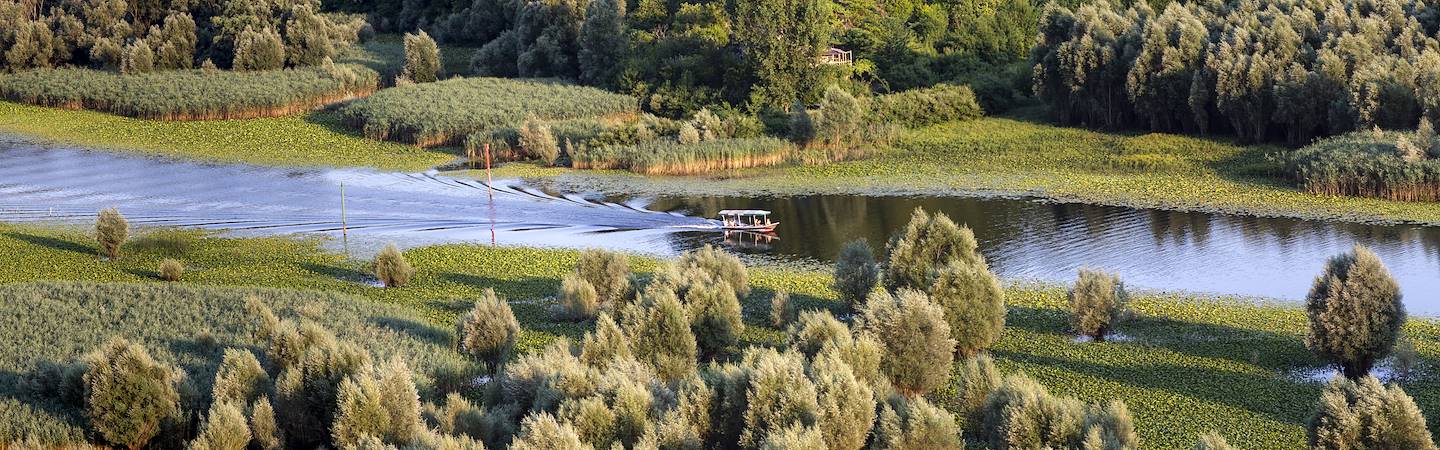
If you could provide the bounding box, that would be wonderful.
[1,223,1437,448]
[4,100,1440,226]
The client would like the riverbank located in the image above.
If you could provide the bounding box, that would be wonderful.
[1,223,1435,448]
[5,100,1440,226]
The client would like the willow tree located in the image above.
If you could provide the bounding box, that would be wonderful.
[733,0,832,109]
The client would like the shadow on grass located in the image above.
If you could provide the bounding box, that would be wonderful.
[439,272,558,301]
[301,262,371,283]
[374,316,453,347]
[1005,305,1317,372]
[4,232,92,256]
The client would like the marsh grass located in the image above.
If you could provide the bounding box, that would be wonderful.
[339,77,636,147]
[1281,131,1440,202]
[571,137,794,175]
[0,66,379,121]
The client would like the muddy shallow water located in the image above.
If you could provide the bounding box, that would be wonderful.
[3,137,1439,313]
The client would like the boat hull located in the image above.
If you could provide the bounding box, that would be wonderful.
[720,222,779,233]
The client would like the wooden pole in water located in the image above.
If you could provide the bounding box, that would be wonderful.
[340,183,349,256]
[485,143,493,201]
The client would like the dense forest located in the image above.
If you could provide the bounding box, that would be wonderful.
[0,0,365,72]
[1034,0,1440,145]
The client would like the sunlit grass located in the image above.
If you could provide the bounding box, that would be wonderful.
[0,101,454,171]
[2,223,1438,448]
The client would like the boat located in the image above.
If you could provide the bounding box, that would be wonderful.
[717,210,779,233]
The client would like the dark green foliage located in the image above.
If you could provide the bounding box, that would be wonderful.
[374,244,414,288]
[883,208,981,292]
[769,290,795,328]
[402,31,441,83]
[1308,376,1436,450]
[148,13,196,70]
[578,0,627,88]
[859,289,954,397]
[0,65,379,120]
[95,208,128,260]
[789,102,816,145]
[733,0,831,108]
[870,84,984,128]
[1033,0,1440,144]
[575,249,631,307]
[233,27,285,72]
[1069,269,1129,342]
[159,258,183,281]
[1306,246,1405,379]
[930,259,1006,357]
[456,288,520,367]
[832,239,879,311]
[283,5,336,67]
[869,395,962,450]
[1281,128,1440,202]
[815,86,864,147]
[83,338,181,450]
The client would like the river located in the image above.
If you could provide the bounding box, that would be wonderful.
[2,137,1437,313]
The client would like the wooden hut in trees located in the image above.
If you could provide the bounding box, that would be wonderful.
[817,48,853,66]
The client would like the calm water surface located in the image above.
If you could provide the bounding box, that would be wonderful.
[2,137,1437,313]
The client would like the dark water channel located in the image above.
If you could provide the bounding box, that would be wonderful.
[2,137,1439,313]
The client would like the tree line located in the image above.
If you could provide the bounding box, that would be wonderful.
[0,0,365,73]
[1033,0,1440,145]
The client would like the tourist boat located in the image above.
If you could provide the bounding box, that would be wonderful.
[718,210,779,233]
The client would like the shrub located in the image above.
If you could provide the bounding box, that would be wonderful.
[159,259,184,281]
[692,108,724,141]
[188,402,250,450]
[331,358,424,448]
[511,413,593,450]
[673,245,750,297]
[456,288,521,367]
[233,27,285,71]
[95,208,129,260]
[832,239,879,311]
[83,338,181,450]
[786,310,850,358]
[402,31,441,83]
[811,350,875,450]
[980,374,1138,450]
[1305,245,1405,379]
[520,117,561,165]
[870,84,983,127]
[119,40,155,74]
[580,313,631,368]
[575,249,631,306]
[282,6,335,67]
[273,330,372,448]
[769,290,795,328]
[1308,376,1435,450]
[678,123,702,145]
[816,86,864,147]
[250,397,282,450]
[632,291,698,383]
[687,283,743,360]
[557,274,601,321]
[789,102,815,144]
[739,349,820,449]
[883,208,982,292]
[1069,269,1129,341]
[211,349,268,406]
[1281,129,1440,201]
[937,353,1000,434]
[373,244,414,288]
[759,424,826,450]
[1194,432,1236,450]
[930,259,1005,357]
[859,289,955,396]
[870,395,962,450]
[341,77,636,147]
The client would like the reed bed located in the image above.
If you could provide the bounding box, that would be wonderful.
[572,137,794,175]
[339,77,637,147]
[870,84,984,127]
[1281,131,1440,202]
[0,65,379,121]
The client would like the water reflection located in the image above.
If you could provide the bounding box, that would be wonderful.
[649,195,1440,313]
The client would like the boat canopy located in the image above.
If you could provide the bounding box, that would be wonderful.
[718,210,771,217]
